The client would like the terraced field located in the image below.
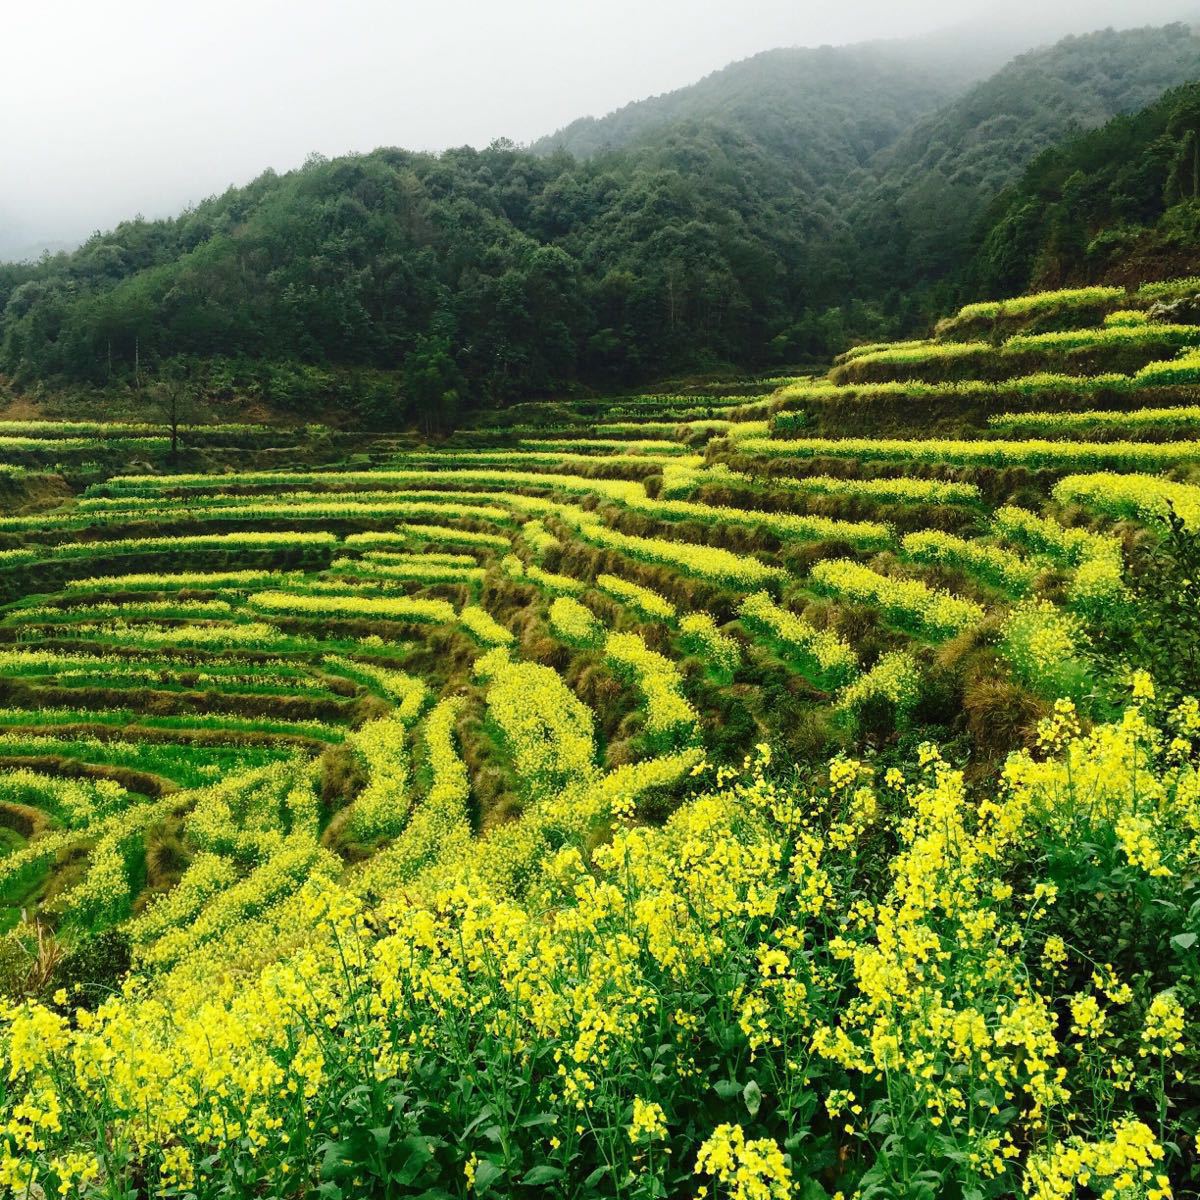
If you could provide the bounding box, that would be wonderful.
[4,286,1200,1198]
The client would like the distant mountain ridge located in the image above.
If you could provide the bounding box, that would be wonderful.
[3,19,1200,416]
[844,23,1200,293]
[529,43,975,161]
[531,15,1199,163]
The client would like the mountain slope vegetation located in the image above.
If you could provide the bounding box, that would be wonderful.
[1,23,1199,422]
[845,24,1200,296]
[529,42,971,161]
[972,81,1200,293]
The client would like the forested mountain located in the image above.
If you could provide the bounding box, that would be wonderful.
[0,130,846,421]
[970,80,1200,294]
[2,21,1199,423]
[844,24,1200,298]
[529,43,972,161]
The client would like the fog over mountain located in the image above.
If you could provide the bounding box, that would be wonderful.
[2,0,1196,261]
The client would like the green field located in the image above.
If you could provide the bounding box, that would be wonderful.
[2,286,1199,1199]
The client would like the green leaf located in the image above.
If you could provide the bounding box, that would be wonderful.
[521,1165,566,1186]
[473,1159,504,1194]
[518,1112,559,1129]
[392,1136,435,1187]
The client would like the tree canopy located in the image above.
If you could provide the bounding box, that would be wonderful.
[2,23,1199,422]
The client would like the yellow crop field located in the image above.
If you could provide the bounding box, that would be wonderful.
[1,284,1199,1199]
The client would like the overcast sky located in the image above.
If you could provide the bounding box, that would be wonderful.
[1,0,1195,258]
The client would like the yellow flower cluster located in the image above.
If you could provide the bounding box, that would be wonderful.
[596,572,677,621]
[126,852,239,950]
[332,554,485,584]
[346,717,412,841]
[1053,472,1200,534]
[629,1097,668,1143]
[738,590,857,685]
[1141,992,1186,1057]
[834,650,922,724]
[459,604,515,647]
[1007,323,1199,352]
[809,558,984,640]
[0,529,337,569]
[323,654,429,720]
[549,595,605,648]
[678,612,742,676]
[0,767,127,829]
[948,285,1125,326]
[628,493,891,551]
[991,504,1127,615]
[64,568,277,592]
[1000,598,1092,699]
[1025,1120,1171,1200]
[695,1124,792,1200]
[521,517,561,558]
[745,467,981,506]
[352,523,511,550]
[503,553,587,595]
[604,631,700,747]
[1104,309,1151,327]
[423,696,470,812]
[566,509,784,588]
[0,700,1195,1196]
[738,435,1200,471]
[247,589,456,624]
[478,649,598,794]
[902,529,1038,593]
[990,403,1200,434]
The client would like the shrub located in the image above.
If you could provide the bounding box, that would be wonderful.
[999,597,1094,702]
[549,597,605,649]
[809,559,984,640]
[737,591,857,687]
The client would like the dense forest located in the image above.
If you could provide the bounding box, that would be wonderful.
[841,26,1200,295]
[971,81,1200,294]
[2,23,1199,423]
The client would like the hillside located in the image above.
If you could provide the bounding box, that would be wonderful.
[529,42,972,160]
[4,23,1200,421]
[973,81,1200,293]
[845,23,1200,297]
[0,280,1198,1195]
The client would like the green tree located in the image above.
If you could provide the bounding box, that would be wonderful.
[1166,94,1200,202]
[403,334,463,437]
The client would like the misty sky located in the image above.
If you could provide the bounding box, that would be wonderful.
[2,0,1195,258]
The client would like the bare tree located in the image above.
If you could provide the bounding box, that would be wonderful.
[150,375,194,462]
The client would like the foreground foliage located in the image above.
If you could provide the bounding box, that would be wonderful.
[3,691,1198,1198]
